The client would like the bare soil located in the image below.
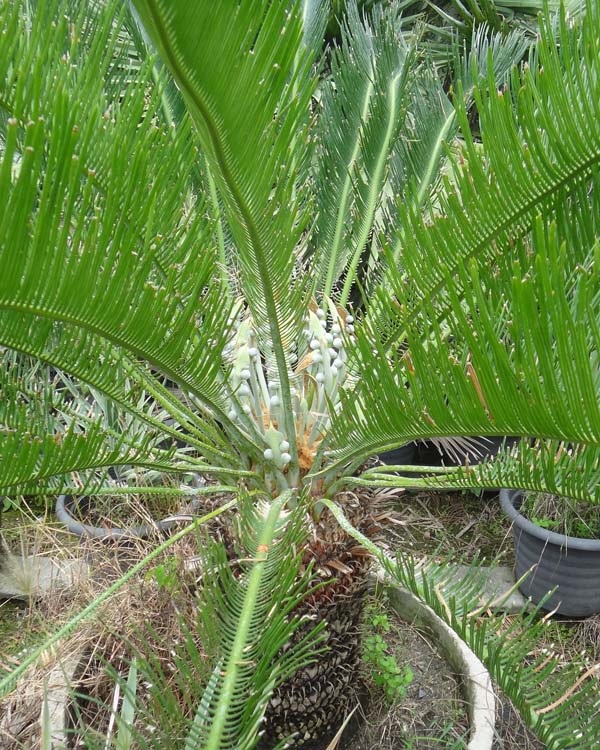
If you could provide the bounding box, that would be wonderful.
[350,607,469,749]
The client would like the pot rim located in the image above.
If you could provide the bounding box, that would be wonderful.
[499,488,600,551]
[56,494,200,539]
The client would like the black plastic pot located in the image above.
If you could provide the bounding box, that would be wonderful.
[378,442,417,466]
[422,436,519,467]
[378,436,519,470]
[500,489,600,617]
[56,494,200,540]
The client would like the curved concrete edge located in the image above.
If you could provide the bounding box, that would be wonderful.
[373,572,496,750]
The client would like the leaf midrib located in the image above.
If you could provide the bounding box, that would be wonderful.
[383,148,600,350]
[140,0,300,471]
[0,299,253,449]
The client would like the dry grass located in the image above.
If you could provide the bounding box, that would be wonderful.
[0,513,208,750]
[59,563,206,748]
[520,492,600,539]
[383,488,515,565]
[573,614,600,661]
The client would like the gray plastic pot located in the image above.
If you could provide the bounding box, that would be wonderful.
[500,489,600,617]
[56,494,200,540]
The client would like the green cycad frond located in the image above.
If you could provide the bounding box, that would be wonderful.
[187,493,326,750]
[310,1,415,303]
[394,0,541,69]
[98,496,323,750]
[460,0,586,23]
[385,22,530,246]
[302,0,331,50]
[0,326,233,459]
[311,4,532,306]
[0,355,161,492]
[376,2,600,344]
[433,0,585,40]
[326,198,599,482]
[0,1,249,441]
[458,21,531,89]
[131,1,317,446]
[350,440,600,502]
[386,68,455,218]
[322,4,599,483]
[0,349,251,494]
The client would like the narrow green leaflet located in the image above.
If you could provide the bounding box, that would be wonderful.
[0,0,235,427]
[187,493,326,750]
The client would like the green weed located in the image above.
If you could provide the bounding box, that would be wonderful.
[362,596,414,704]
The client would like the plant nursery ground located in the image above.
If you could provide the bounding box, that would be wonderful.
[0,488,597,748]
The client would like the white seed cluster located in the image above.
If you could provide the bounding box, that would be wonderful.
[223,305,355,471]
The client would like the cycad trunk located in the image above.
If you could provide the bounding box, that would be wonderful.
[259,490,382,749]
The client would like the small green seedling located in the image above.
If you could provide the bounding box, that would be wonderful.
[363,595,413,704]
[146,557,179,591]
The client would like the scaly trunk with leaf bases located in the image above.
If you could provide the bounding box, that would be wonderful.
[0,0,599,747]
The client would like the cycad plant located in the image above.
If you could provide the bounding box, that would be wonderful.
[1,0,599,747]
